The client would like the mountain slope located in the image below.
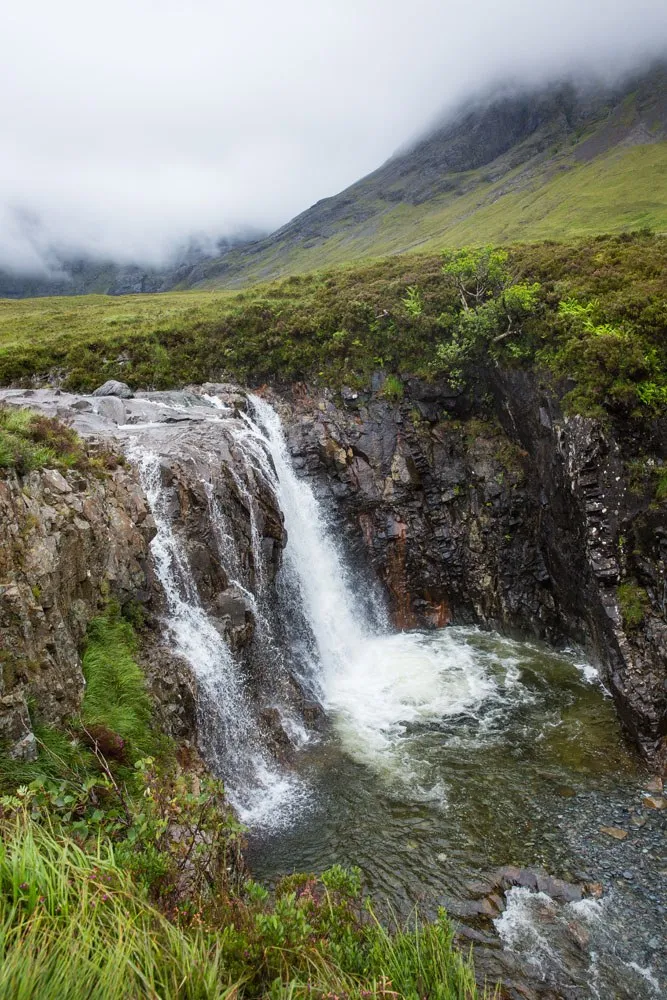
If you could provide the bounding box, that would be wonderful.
[1,64,666,298]
[179,64,667,288]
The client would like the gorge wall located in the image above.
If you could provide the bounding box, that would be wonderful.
[0,377,665,775]
[274,376,666,767]
[0,388,300,779]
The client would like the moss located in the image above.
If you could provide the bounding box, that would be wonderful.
[617,581,650,630]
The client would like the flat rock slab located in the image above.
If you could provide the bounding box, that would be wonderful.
[599,826,629,840]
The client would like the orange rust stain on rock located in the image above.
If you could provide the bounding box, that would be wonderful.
[358,513,450,629]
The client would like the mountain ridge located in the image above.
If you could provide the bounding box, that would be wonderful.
[1,63,666,298]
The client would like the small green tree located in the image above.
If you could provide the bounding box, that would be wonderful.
[435,247,541,384]
[442,246,511,310]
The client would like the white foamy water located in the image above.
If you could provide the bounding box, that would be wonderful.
[495,887,663,997]
[129,443,309,828]
[325,630,498,757]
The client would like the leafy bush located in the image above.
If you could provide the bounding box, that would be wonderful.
[434,247,542,384]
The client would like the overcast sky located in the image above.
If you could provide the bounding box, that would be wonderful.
[2,0,666,273]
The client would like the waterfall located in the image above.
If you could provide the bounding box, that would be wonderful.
[125,393,506,823]
[129,444,309,828]
[233,395,387,685]
[241,397,502,787]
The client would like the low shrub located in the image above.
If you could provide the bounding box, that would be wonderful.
[0,407,89,475]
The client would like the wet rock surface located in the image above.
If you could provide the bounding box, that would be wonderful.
[0,385,297,757]
[273,377,666,769]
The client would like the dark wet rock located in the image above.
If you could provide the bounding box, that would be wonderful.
[274,374,667,768]
[493,866,583,903]
[92,379,134,398]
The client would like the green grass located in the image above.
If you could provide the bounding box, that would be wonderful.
[0,817,238,1000]
[0,407,90,474]
[81,609,162,762]
[0,815,487,999]
[0,605,163,793]
[617,582,650,630]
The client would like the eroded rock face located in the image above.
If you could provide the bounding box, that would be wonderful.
[0,385,295,762]
[0,378,664,771]
[273,377,666,767]
[0,457,154,758]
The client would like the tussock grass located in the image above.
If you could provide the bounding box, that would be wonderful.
[0,817,238,999]
[0,407,88,474]
[81,609,161,761]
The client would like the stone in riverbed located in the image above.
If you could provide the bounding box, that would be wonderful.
[642,795,667,810]
[599,826,628,840]
[92,380,134,399]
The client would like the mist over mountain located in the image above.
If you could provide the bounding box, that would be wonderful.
[1,0,667,290]
[2,59,665,298]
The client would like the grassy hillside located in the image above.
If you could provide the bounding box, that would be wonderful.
[193,144,667,288]
[177,68,667,290]
[1,233,666,431]
[2,68,665,299]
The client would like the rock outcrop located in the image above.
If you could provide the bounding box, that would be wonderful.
[0,455,154,759]
[0,386,292,761]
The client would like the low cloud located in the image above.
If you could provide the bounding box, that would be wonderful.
[2,0,666,274]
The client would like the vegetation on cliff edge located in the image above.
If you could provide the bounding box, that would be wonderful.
[0,232,665,428]
[0,407,91,474]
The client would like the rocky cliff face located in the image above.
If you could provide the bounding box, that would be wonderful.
[274,376,666,768]
[0,387,292,763]
[0,456,154,759]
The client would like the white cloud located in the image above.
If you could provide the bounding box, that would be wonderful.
[1,0,666,272]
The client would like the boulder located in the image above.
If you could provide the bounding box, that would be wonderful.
[92,380,134,399]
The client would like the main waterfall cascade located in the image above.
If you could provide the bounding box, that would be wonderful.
[119,392,662,1000]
